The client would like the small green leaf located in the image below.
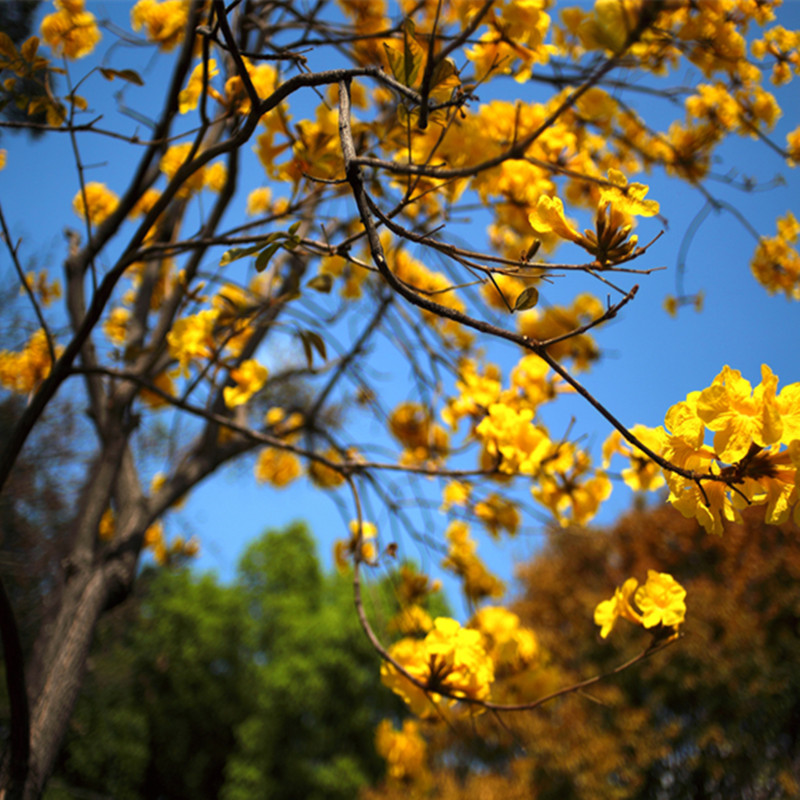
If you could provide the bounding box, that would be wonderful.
[255,242,282,272]
[306,274,333,293]
[220,243,265,266]
[513,286,539,312]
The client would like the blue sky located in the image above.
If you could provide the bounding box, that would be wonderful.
[2,1,799,614]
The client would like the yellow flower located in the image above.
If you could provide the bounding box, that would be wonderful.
[470,606,538,673]
[375,720,427,782]
[40,0,101,59]
[21,270,61,307]
[246,187,272,216]
[178,59,220,114]
[696,364,783,463]
[166,309,219,375]
[602,425,667,492]
[160,143,206,197]
[203,161,227,193]
[634,570,687,629]
[593,576,642,639]
[441,521,505,602]
[474,493,520,537]
[381,617,494,716]
[308,448,346,489]
[131,0,189,51]
[0,329,58,395]
[598,168,660,218]
[103,307,131,346]
[254,447,302,488]
[223,359,268,408]
[72,183,119,226]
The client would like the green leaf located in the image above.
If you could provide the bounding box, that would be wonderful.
[220,243,265,266]
[255,242,283,273]
[306,274,333,293]
[513,286,539,312]
[99,67,144,86]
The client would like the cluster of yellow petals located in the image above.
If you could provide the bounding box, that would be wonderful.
[529,169,659,266]
[381,617,494,717]
[131,0,189,52]
[307,448,347,490]
[441,521,504,603]
[97,508,197,565]
[144,520,199,566]
[594,570,687,639]
[333,520,378,571]
[375,720,428,783]
[21,270,61,308]
[40,0,101,60]
[469,606,538,675]
[752,26,800,86]
[166,308,219,376]
[603,425,667,492]
[620,366,800,535]
[159,143,227,198]
[253,446,302,488]
[223,359,268,409]
[465,0,552,82]
[750,212,800,299]
[388,401,449,466]
[72,183,119,226]
[0,329,58,395]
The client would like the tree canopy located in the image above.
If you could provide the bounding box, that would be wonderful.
[46,522,411,800]
[364,503,800,799]
[0,0,799,797]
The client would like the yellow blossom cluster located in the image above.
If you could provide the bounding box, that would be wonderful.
[307,448,347,489]
[0,329,58,395]
[387,565,441,635]
[388,401,449,465]
[441,521,504,603]
[254,446,303,488]
[160,143,227,198]
[516,294,604,371]
[334,519,378,571]
[40,0,101,60]
[752,25,800,86]
[375,720,428,783]
[750,212,800,299]
[97,509,197,565]
[21,270,61,307]
[603,425,667,492]
[381,616,494,717]
[621,366,800,535]
[529,169,659,266]
[131,0,189,52]
[72,183,119,226]
[223,359,268,409]
[533,448,612,527]
[144,521,199,566]
[469,606,538,675]
[166,308,219,376]
[594,570,687,639]
[465,0,552,82]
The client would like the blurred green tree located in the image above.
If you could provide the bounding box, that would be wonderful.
[45,522,411,800]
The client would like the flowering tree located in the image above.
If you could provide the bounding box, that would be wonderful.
[0,0,799,796]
